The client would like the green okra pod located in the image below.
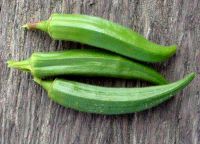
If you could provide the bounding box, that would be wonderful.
[23,14,177,62]
[8,49,167,85]
[34,73,195,115]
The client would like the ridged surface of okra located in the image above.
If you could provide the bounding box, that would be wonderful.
[8,49,168,85]
[23,14,177,62]
[34,73,195,115]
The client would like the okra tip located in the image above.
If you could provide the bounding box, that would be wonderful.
[166,44,177,57]
[170,44,177,52]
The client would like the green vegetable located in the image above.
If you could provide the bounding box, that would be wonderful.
[7,49,167,85]
[34,73,195,115]
[22,13,177,62]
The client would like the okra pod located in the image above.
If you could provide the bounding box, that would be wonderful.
[34,73,195,115]
[23,14,177,62]
[8,49,167,84]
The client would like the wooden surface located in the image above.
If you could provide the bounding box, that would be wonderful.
[0,0,199,144]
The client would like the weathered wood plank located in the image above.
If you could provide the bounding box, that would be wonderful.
[0,0,199,144]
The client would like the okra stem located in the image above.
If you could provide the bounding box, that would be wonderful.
[7,59,31,72]
[22,21,48,32]
[34,77,52,91]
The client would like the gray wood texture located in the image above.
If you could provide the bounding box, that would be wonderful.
[0,0,199,144]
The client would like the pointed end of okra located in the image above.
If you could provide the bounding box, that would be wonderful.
[165,44,177,58]
[186,72,196,82]
[22,20,48,32]
[7,59,31,72]
[156,44,177,62]
[171,45,177,53]
[176,72,195,87]
[170,44,177,51]
[34,77,52,92]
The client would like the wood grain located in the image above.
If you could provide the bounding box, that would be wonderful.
[0,0,199,144]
